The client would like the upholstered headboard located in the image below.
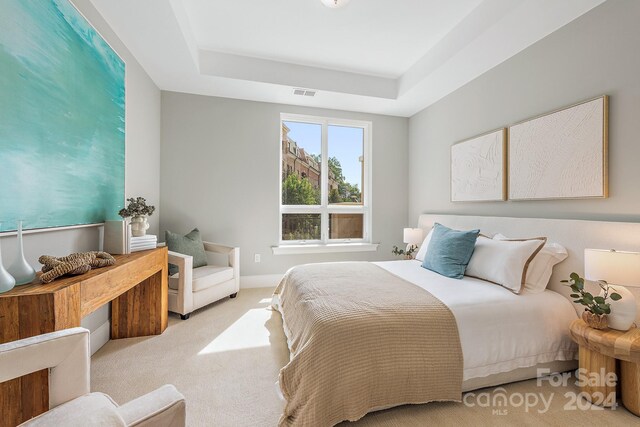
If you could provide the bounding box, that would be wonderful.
[418,214,640,318]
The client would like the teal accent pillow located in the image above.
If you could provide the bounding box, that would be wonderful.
[421,223,479,279]
[165,228,208,276]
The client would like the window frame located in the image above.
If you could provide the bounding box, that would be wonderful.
[278,113,372,247]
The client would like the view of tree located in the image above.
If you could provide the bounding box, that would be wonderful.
[282,156,361,207]
[282,173,320,205]
[329,157,361,203]
[328,156,343,182]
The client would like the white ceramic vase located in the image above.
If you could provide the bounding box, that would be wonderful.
[0,223,16,294]
[8,220,36,286]
[600,286,637,331]
[130,216,150,237]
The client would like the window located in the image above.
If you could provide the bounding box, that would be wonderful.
[279,113,371,247]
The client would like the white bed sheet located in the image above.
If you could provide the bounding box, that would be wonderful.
[374,260,578,381]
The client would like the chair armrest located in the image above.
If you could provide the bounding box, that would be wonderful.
[167,251,194,309]
[0,327,90,408]
[202,242,234,255]
[167,251,193,272]
[116,384,186,427]
[203,242,239,272]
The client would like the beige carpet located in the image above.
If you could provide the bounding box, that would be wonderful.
[92,288,638,426]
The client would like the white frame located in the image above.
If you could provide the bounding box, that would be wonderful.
[279,113,372,246]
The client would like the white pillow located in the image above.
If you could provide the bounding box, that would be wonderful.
[493,233,568,294]
[465,236,546,294]
[414,228,433,262]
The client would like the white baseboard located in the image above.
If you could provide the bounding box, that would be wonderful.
[90,320,111,356]
[240,274,283,289]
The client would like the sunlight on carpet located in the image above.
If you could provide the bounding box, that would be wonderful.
[198,307,272,354]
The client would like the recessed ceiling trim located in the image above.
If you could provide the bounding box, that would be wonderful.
[168,0,199,69]
[89,0,608,117]
[198,50,397,99]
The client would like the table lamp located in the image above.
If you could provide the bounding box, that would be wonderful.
[403,228,424,258]
[584,249,640,331]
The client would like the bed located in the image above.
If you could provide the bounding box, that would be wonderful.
[273,214,640,426]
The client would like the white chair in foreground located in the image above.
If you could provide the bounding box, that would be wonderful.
[0,328,186,426]
[168,242,240,320]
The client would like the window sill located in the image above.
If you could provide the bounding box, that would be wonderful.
[272,243,379,255]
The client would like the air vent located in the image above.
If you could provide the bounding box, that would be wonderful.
[293,88,316,97]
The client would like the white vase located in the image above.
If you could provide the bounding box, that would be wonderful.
[131,216,150,237]
[8,220,36,286]
[600,286,637,331]
[0,223,16,294]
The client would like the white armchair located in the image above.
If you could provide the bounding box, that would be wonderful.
[168,242,239,320]
[0,327,186,426]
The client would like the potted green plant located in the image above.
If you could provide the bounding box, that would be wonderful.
[392,245,417,260]
[562,272,622,329]
[118,197,156,237]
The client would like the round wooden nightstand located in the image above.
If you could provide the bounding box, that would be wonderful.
[570,318,640,415]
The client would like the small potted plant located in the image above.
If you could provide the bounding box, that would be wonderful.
[392,245,417,260]
[562,272,622,329]
[118,197,156,237]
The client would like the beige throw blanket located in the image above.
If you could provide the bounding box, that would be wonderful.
[274,262,463,427]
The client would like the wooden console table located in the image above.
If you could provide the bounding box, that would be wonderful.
[0,247,168,426]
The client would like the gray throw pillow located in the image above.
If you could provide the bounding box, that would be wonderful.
[166,228,208,276]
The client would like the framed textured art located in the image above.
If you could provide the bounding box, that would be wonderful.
[508,96,608,201]
[0,0,125,232]
[451,128,507,202]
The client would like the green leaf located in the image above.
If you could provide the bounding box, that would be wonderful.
[594,296,605,304]
[603,307,611,314]
[583,293,594,302]
[570,293,580,298]
[570,284,579,292]
[561,280,568,283]
[577,281,584,290]
[610,293,622,301]
[570,272,579,280]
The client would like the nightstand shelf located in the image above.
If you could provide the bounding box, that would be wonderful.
[570,318,640,415]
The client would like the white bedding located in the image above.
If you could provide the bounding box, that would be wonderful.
[374,260,578,381]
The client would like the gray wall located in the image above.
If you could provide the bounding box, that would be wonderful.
[408,0,640,224]
[161,92,408,276]
[0,0,161,352]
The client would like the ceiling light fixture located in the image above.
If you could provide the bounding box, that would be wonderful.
[320,0,350,9]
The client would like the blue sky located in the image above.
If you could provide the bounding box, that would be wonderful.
[284,121,363,187]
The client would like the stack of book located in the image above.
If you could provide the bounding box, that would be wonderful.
[130,235,157,252]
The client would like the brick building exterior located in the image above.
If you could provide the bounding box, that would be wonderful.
[282,123,337,191]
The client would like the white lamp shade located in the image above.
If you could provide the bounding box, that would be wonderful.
[403,228,423,245]
[584,249,640,287]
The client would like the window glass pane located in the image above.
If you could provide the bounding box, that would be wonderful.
[282,121,321,205]
[282,214,321,241]
[328,125,363,205]
[329,213,363,239]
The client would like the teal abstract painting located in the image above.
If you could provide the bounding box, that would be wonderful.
[0,0,125,232]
